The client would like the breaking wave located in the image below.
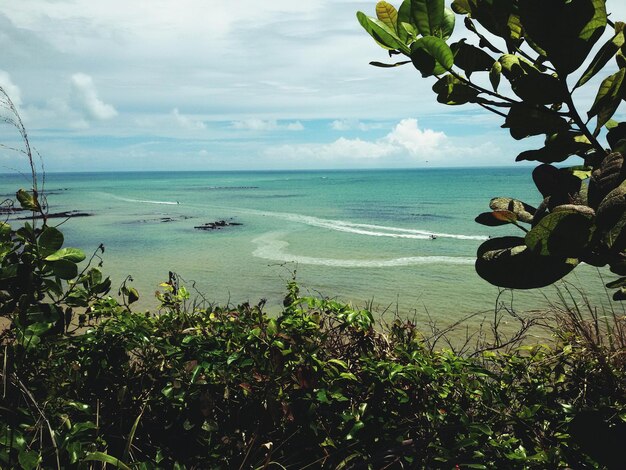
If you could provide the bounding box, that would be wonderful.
[98,193,179,205]
[252,232,475,268]
[233,207,488,241]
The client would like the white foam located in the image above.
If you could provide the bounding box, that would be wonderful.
[252,232,475,268]
[98,192,179,205]
[226,207,487,241]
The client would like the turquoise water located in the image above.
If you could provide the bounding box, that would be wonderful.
[0,168,617,323]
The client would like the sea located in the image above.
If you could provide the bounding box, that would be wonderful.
[0,168,619,327]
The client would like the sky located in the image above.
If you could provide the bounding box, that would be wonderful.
[0,0,625,172]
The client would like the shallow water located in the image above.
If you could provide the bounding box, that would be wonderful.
[0,168,619,325]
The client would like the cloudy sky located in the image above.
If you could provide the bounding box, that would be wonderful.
[0,0,624,172]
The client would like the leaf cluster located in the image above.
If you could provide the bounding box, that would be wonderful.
[358,0,626,299]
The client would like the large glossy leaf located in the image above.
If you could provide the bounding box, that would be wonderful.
[533,164,583,201]
[511,72,566,105]
[397,0,413,42]
[450,39,494,76]
[410,36,453,77]
[502,103,569,140]
[597,180,626,229]
[411,0,444,37]
[525,210,593,257]
[16,189,40,212]
[38,226,64,257]
[575,28,625,89]
[489,197,536,223]
[376,1,398,31]
[51,259,78,280]
[432,74,479,104]
[498,54,541,80]
[587,68,626,135]
[439,7,455,40]
[45,247,86,263]
[475,210,517,227]
[588,151,625,208]
[607,122,626,151]
[516,131,592,163]
[357,11,410,54]
[603,212,626,252]
[452,0,519,44]
[451,0,471,15]
[475,236,577,289]
[519,0,607,76]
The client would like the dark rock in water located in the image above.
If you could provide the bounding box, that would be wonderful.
[16,211,92,220]
[0,206,25,214]
[160,216,192,223]
[195,219,242,231]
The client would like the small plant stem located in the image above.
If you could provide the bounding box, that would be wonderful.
[450,69,518,105]
[562,83,607,160]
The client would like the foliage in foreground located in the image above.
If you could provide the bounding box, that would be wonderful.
[1,199,626,468]
[358,0,626,299]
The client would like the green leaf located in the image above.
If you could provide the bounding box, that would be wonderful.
[0,222,11,238]
[476,236,577,289]
[451,0,471,15]
[516,131,592,163]
[607,122,626,151]
[432,74,479,105]
[16,189,40,212]
[18,450,42,470]
[357,11,410,54]
[502,103,569,140]
[533,164,583,200]
[588,68,626,135]
[411,0,444,37]
[397,0,413,43]
[127,287,139,304]
[369,60,412,68]
[410,36,453,77]
[83,452,131,470]
[498,54,540,81]
[489,61,501,92]
[26,321,54,336]
[439,7,455,40]
[597,180,626,229]
[489,197,536,223]
[519,0,607,76]
[52,259,78,280]
[451,39,495,76]
[525,210,593,257]
[38,226,64,257]
[475,210,518,227]
[510,72,566,105]
[45,247,86,263]
[376,1,398,31]
[575,29,625,89]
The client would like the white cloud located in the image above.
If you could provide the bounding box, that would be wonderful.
[266,118,501,166]
[172,108,205,130]
[267,137,396,162]
[0,70,22,107]
[330,119,383,131]
[385,118,447,156]
[70,73,117,120]
[231,119,304,131]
